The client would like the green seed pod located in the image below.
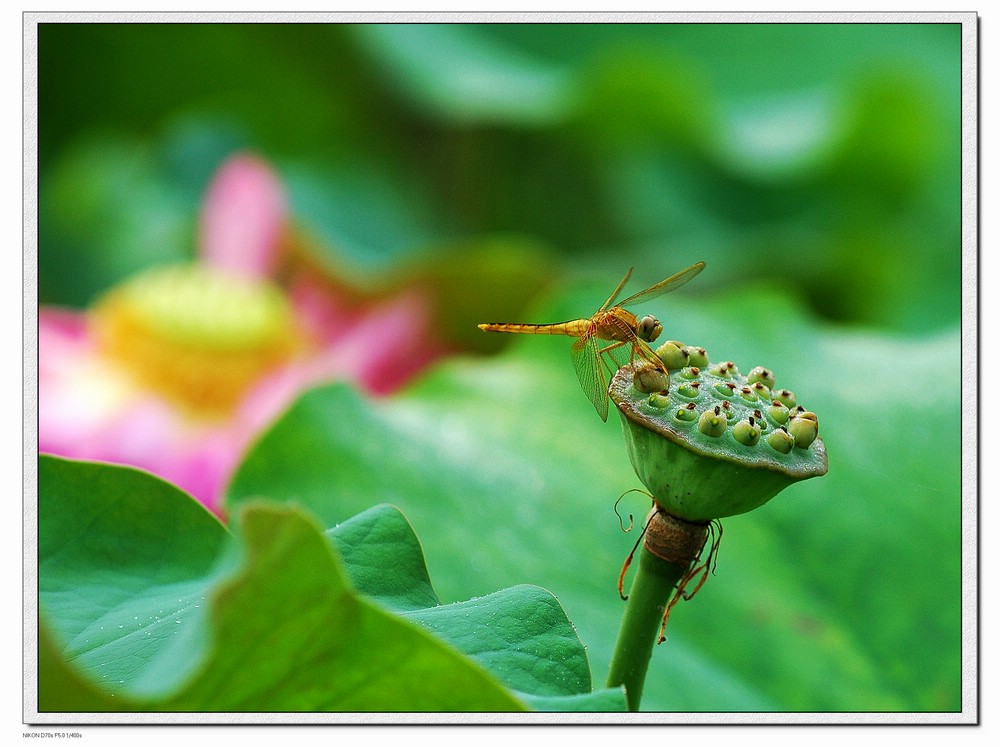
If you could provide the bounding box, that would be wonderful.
[610,365,828,522]
[679,366,701,380]
[732,418,761,446]
[767,426,795,454]
[655,340,690,371]
[685,346,709,368]
[747,366,776,389]
[698,406,727,437]
[633,365,671,394]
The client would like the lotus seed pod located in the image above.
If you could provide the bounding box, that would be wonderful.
[685,346,709,367]
[634,365,671,394]
[655,340,690,370]
[609,361,827,522]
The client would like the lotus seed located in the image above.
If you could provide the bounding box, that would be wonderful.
[775,389,797,408]
[788,412,819,448]
[656,340,690,370]
[673,403,699,422]
[710,362,733,377]
[768,401,790,424]
[698,406,727,437]
[634,365,671,393]
[767,427,795,454]
[647,392,671,409]
[747,366,776,389]
[677,382,701,399]
[713,382,734,398]
[686,346,709,367]
[733,418,762,446]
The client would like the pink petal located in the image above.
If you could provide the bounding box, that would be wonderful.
[38,308,244,515]
[237,287,446,429]
[198,154,287,277]
[293,287,445,394]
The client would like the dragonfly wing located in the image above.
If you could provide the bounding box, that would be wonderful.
[571,333,610,422]
[614,261,705,308]
[598,268,634,313]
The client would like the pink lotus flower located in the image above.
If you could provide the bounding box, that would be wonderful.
[38,155,447,516]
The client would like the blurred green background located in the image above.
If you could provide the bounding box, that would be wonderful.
[35,21,966,713]
[37,22,961,334]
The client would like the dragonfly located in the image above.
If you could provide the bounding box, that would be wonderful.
[478,261,705,421]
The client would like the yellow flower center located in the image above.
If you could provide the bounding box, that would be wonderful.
[90,264,298,415]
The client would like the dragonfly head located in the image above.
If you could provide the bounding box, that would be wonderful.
[637,315,663,343]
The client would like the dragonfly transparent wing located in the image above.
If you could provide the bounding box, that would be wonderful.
[614,261,705,309]
[598,268,634,313]
[571,332,611,421]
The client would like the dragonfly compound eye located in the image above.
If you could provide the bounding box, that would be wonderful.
[638,315,663,342]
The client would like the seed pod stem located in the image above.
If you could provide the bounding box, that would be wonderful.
[606,508,708,711]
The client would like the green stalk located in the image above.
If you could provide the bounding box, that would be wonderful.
[605,510,707,711]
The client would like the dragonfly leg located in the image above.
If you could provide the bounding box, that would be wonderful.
[597,341,627,378]
[634,340,669,373]
[598,340,666,377]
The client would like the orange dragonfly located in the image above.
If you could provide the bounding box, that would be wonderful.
[479,261,705,421]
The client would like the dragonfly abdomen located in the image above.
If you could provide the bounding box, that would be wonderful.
[478,320,590,337]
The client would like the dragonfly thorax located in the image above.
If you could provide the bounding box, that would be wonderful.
[637,315,663,343]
